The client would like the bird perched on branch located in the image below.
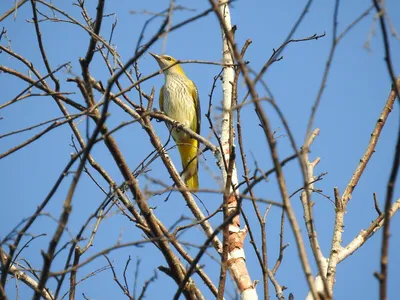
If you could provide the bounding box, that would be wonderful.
[150,53,200,192]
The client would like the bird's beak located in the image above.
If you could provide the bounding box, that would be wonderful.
[149,52,161,61]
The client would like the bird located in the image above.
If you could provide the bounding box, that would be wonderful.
[149,53,200,192]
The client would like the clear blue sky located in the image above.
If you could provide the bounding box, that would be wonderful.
[1,0,400,299]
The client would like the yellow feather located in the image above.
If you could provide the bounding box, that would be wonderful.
[177,139,199,191]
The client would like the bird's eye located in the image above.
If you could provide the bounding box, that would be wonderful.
[166,57,172,61]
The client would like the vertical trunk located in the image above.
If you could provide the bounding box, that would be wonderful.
[217,1,258,299]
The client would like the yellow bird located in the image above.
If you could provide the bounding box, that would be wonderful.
[150,53,200,192]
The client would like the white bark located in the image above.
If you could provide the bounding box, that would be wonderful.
[217,1,258,299]
[218,1,239,193]
[306,199,400,299]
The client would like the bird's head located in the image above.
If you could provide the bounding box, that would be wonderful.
[149,53,185,76]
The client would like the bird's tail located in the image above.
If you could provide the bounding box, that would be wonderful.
[177,139,199,192]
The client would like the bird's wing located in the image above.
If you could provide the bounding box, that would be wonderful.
[190,80,201,135]
[159,85,165,111]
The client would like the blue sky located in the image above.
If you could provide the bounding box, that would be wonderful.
[1,0,400,299]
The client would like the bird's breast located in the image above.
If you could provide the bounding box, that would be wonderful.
[163,76,196,140]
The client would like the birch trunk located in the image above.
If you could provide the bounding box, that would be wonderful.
[217,1,258,299]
